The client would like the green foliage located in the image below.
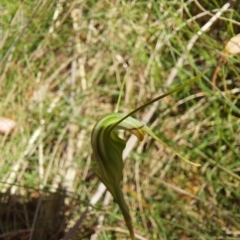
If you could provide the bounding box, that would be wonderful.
[1,0,240,239]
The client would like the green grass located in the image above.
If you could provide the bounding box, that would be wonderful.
[0,0,240,239]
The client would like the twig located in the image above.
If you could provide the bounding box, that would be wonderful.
[48,0,66,34]
[63,205,91,240]
[166,1,232,86]
[1,127,42,193]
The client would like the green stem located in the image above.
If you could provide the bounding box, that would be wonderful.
[114,189,136,240]
[115,77,127,113]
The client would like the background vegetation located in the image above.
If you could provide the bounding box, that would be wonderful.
[0,0,240,239]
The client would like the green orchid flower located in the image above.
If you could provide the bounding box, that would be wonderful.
[91,113,145,239]
[91,74,203,239]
